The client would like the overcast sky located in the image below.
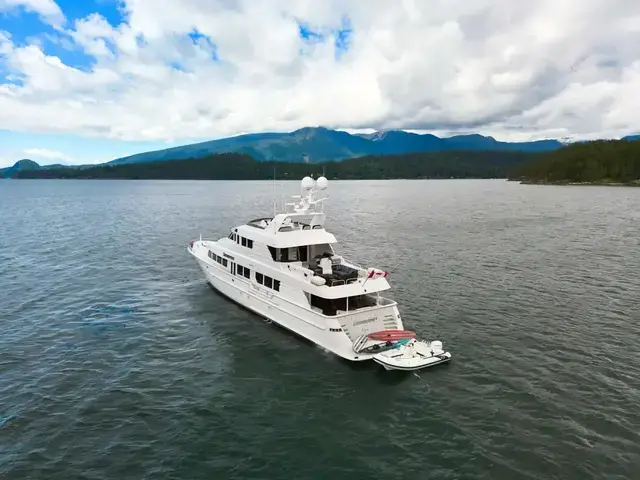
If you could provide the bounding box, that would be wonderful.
[1,0,639,167]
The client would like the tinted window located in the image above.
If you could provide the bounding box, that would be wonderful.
[222,259,228,267]
[243,268,250,279]
[247,239,253,249]
[256,272,263,284]
[264,276,273,289]
[273,280,280,291]
[241,237,247,247]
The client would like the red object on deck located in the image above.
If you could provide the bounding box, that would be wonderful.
[367,330,416,341]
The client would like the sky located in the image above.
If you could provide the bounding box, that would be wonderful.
[0,0,639,167]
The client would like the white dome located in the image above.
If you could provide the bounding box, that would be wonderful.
[316,176,328,190]
[301,176,314,190]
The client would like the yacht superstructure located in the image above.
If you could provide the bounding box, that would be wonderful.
[188,176,451,371]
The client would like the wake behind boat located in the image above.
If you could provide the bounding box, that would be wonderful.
[188,176,451,372]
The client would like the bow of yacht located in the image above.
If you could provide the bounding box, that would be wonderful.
[188,176,451,372]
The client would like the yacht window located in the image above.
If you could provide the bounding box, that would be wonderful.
[241,237,247,247]
[264,276,273,289]
[309,294,336,315]
[277,247,298,262]
[222,258,228,267]
[236,236,240,244]
[256,272,264,284]
[267,246,309,263]
[243,267,250,279]
[273,279,280,292]
[247,239,253,249]
[308,294,377,314]
[237,265,244,277]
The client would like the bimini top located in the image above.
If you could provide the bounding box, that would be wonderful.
[238,176,337,248]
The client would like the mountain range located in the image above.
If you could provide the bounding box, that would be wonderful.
[107,127,566,165]
[2,128,639,177]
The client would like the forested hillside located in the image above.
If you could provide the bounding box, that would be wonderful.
[14,150,533,180]
[509,139,640,185]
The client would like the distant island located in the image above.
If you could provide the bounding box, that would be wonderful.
[508,139,640,186]
[6,150,535,180]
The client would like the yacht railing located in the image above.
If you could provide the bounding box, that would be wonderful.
[247,217,272,229]
[308,297,398,318]
[329,256,369,277]
[377,296,396,306]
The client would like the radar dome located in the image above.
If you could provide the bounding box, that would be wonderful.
[316,176,328,190]
[301,176,314,190]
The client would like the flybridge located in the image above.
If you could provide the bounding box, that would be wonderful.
[242,176,337,248]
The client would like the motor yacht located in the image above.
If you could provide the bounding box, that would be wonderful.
[188,176,451,371]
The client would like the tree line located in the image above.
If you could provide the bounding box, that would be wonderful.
[13,150,534,180]
[508,139,640,184]
[12,139,640,182]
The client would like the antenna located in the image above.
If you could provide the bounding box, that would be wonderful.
[281,176,285,213]
[273,165,276,217]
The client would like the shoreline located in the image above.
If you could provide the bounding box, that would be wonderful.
[517,180,640,187]
[1,176,509,181]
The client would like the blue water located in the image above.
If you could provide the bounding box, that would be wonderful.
[1,179,639,479]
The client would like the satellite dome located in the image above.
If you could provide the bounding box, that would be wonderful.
[316,176,328,190]
[301,176,314,190]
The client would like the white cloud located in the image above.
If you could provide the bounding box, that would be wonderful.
[0,0,639,144]
[0,0,65,27]
[23,147,72,161]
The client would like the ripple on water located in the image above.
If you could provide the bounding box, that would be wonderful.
[1,179,639,479]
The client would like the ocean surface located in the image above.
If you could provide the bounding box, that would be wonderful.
[1,179,639,480]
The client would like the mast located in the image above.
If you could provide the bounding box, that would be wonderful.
[273,165,277,217]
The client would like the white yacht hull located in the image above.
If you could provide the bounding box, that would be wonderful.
[192,251,365,362]
[193,248,452,372]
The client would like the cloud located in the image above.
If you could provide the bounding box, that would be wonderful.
[0,0,639,144]
[0,0,65,27]
[23,147,72,161]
